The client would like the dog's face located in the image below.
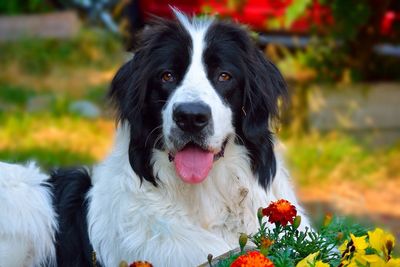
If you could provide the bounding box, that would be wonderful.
[110,12,287,188]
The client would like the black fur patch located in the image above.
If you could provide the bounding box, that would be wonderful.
[49,168,101,267]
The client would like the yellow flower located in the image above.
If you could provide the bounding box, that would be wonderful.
[368,228,396,255]
[339,240,349,255]
[351,234,368,252]
[296,252,319,267]
[362,254,386,266]
[315,261,330,267]
[340,229,399,267]
[339,235,369,267]
[362,255,400,267]
[350,251,369,266]
[387,258,400,267]
[296,252,329,267]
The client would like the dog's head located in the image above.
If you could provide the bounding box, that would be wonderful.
[109,11,287,188]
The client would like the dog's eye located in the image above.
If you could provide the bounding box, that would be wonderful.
[218,72,231,82]
[161,72,175,83]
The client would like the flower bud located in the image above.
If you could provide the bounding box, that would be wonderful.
[323,213,333,227]
[119,261,128,267]
[260,237,274,249]
[257,207,264,221]
[239,233,248,252]
[129,261,153,267]
[337,232,344,241]
[292,215,301,229]
[260,238,273,257]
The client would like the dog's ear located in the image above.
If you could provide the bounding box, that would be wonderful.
[241,49,288,189]
[109,50,146,123]
[108,51,158,186]
[109,60,133,121]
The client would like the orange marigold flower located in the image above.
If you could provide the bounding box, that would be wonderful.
[262,199,297,226]
[231,251,275,267]
[260,237,274,249]
[129,261,153,267]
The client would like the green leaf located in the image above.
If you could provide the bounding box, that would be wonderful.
[285,0,313,28]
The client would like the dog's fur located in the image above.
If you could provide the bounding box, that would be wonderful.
[0,12,310,267]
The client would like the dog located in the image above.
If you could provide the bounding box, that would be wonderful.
[0,11,310,267]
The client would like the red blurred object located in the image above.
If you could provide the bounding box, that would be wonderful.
[137,0,398,35]
[381,11,396,36]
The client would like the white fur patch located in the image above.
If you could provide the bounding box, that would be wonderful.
[0,162,57,267]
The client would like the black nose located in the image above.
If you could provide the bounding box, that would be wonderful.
[173,102,211,133]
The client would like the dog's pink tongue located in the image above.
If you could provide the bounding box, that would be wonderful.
[174,145,213,184]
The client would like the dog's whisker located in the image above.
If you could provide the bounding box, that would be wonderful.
[233,133,245,146]
[153,134,164,150]
[145,125,163,148]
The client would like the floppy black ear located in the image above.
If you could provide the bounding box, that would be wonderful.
[108,50,159,186]
[241,49,288,189]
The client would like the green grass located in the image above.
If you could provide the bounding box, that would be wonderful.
[84,85,110,103]
[0,84,37,105]
[0,112,114,168]
[0,29,121,168]
[0,89,107,116]
[282,132,400,186]
[0,28,123,74]
[0,147,96,170]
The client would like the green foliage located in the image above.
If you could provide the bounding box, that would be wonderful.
[0,29,122,74]
[0,29,119,169]
[251,223,338,266]
[282,0,399,82]
[213,253,242,267]
[84,85,108,103]
[0,147,96,170]
[0,111,112,169]
[269,250,295,267]
[327,0,371,41]
[300,0,372,82]
[0,0,53,14]
[215,215,369,267]
[283,132,400,186]
[284,0,313,28]
[0,84,36,105]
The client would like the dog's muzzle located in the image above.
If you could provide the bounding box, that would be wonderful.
[167,102,227,184]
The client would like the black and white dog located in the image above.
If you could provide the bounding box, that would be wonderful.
[0,11,310,267]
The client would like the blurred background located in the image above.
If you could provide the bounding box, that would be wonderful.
[0,0,399,247]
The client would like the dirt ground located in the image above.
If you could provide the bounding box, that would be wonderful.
[298,180,400,251]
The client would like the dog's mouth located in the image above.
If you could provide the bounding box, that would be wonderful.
[168,139,228,184]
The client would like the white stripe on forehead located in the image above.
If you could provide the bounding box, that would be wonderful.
[173,9,213,98]
[173,8,213,35]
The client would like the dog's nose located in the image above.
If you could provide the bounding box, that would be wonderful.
[173,102,211,133]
